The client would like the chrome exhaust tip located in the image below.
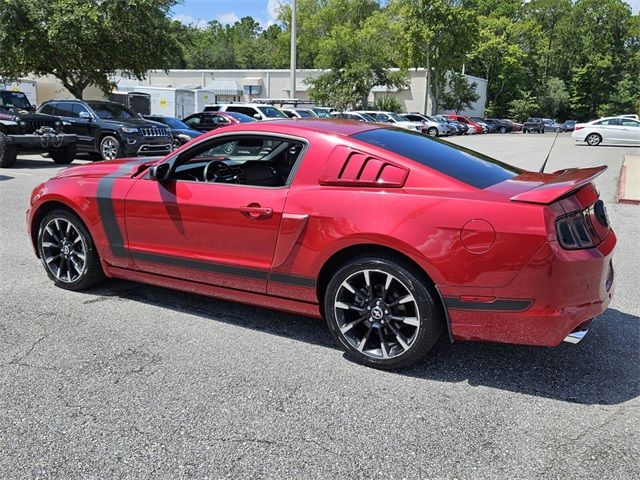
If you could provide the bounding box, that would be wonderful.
[564,329,588,344]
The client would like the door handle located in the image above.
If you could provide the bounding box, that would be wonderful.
[239,204,273,219]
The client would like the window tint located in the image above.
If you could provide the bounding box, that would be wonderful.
[39,104,55,115]
[621,119,640,127]
[203,105,221,112]
[352,128,522,189]
[184,115,201,125]
[283,110,296,118]
[596,119,621,126]
[226,106,257,117]
[72,103,90,117]
[257,106,287,118]
[0,91,31,110]
[54,102,77,118]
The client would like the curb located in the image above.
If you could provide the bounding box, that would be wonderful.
[618,156,640,205]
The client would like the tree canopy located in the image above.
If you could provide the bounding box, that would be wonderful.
[0,0,637,118]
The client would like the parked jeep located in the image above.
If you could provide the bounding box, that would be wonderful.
[38,99,173,160]
[523,117,545,133]
[0,90,77,168]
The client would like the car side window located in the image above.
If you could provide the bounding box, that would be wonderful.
[184,115,201,125]
[56,102,77,118]
[170,135,306,187]
[621,119,640,127]
[226,106,257,117]
[39,104,55,115]
[72,103,90,117]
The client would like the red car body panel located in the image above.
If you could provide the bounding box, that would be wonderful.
[27,119,616,347]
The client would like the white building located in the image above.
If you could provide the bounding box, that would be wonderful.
[24,68,488,117]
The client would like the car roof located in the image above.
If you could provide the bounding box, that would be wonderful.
[203,118,382,137]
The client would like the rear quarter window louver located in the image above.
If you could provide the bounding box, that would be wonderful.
[319,145,408,187]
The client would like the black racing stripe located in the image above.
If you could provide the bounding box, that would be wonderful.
[130,251,269,280]
[444,297,533,312]
[97,160,149,258]
[269,272,316,287]
[96,160,314,288]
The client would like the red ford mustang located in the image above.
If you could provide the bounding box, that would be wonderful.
[27,119,616,369]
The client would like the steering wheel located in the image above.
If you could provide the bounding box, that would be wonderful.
[203,160,233,183]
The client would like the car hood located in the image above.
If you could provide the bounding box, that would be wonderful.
[52,157,163,180]
[486,166,607,204]
[99,118,166,129]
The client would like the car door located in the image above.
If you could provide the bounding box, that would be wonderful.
[123,133,304,294]
[619,118,640,143]
[70,103,98,149]
[52,102,93,150]
[183,113,205,131]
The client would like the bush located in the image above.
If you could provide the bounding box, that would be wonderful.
[372,95,404,113]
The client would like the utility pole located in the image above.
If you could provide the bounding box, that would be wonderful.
[290,0,297,100]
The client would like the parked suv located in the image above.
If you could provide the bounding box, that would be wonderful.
[203,103,287,120]
[38,100,172,160]
[523,117,545,133]
[0,90,77,167]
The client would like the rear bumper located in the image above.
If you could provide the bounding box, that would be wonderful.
[443,231,616,346]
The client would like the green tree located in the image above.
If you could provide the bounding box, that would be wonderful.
[0,0,181,98]
[389,0,478,113]
[508,91,539,121]
[372,95,404,113]
[306,8,408,109]
[537,77,569,118]
[439,72,480,114]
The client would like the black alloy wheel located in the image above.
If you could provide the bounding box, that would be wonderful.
[324,255,443,369]
[37,209,105,290]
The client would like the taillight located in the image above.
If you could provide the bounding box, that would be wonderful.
[555,207,600,249]
[575,126,584,131]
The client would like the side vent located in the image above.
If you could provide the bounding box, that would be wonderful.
[319,145,408,187]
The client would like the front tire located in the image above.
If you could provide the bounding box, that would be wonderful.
[0,132,18,168]
[427,127,438,137]
[586,133,602,146]
[499,126,507,133]
[324,255,443,369]
[99,135,122,161]
[50,143,77,164]
[37,209,105,290]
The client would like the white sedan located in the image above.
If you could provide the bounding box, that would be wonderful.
[572,116,640,146]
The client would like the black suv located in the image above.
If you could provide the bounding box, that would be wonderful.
[523,117,545,134]
[38,100,173,160]
[0,90,77,167]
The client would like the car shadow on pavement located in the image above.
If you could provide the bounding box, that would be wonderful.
[10,157,90,169]
[85,280,639,405]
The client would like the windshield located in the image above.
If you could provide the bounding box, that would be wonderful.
[312,109,332,118]
[352,128,522,189]
[388,113,408,122]
[225,111,256,123]
[257,106,287,118]
[0,91,32,110]
[148,117,189,129]
[295,109,316,118]
[88,102,136,120]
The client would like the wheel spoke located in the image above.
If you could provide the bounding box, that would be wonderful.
[342,281,356,294]
[74,251,86,261]
[378,329,389,359]
[73,236,82,245]
[356,326,373,352]
[42,242,59,249]
[335,301,364,312]
[390,315,419,327]
[45,225,60,243]
[45,254,61,264]
[69,256,83,275]
[65,221,72,238]
[340,316,366,334]
[387,323,410,351]
[388,294,414,307]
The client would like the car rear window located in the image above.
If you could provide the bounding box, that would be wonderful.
[352,128,522,189]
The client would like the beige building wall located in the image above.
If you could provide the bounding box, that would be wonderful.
[25,69,487,117]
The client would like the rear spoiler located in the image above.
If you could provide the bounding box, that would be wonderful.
[510,166,607,204]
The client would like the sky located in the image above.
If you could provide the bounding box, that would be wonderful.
[171,0,640,29]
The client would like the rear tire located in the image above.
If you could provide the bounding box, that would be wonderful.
[37,209,105,290]
[0,132,18,168]
[324,255,443,370]
[50,143,77,164]
[586,133,602,146]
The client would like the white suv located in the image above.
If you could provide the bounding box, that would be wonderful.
[356,111,425,132]
[203,103,287,120]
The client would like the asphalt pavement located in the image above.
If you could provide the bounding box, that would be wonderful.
[0,134,638,479]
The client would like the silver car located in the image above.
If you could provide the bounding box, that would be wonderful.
[402,113,451,137]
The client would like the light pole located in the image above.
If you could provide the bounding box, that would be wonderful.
[290,0,297,100]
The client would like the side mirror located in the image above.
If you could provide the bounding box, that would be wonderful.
[148,163,171,181]
[79,111,92,119]
[253,113,261,120]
